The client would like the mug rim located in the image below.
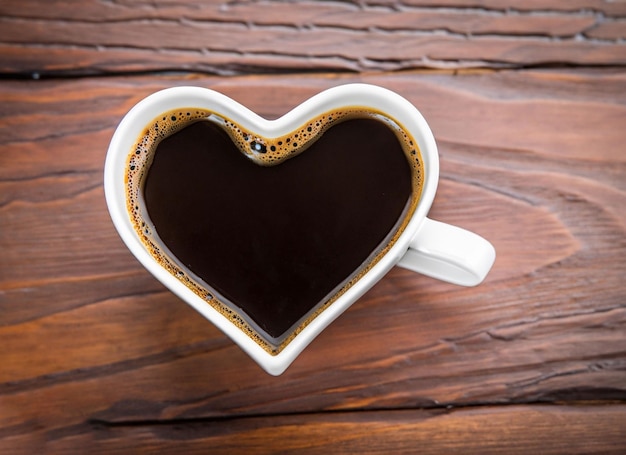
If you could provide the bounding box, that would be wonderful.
[104,83,440,375]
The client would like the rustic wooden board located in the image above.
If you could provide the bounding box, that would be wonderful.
[1,67,625,452]
[45,405,626,454]
[1,0,625,76]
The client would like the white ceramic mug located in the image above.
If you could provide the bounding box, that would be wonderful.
[104,84,495,375]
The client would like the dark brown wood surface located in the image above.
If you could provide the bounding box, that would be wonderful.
[1,1,625,453]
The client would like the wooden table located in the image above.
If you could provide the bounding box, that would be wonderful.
[1,1,625,453]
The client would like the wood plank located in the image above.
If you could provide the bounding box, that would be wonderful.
[1,300,623,432]
[44,405,626,454]
[306,9,598,36]
[397,0,626,16]
[0,1,624,75]
[1,70,624,450]
[0,0,601,37]
[3,0,624,23]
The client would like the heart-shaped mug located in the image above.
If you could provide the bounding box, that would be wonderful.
[104,83,495,375]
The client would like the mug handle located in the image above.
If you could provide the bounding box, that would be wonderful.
[397,218,496,286]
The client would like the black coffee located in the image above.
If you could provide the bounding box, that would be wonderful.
[126,108,423,352]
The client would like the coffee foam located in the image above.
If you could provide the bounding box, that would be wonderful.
[126,107,424,354]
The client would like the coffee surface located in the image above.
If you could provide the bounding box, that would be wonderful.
[142,117,414,343]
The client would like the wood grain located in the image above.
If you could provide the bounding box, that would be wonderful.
[0,0,625,76]
[50,405,626,454]
[1,0,625,451]
[1,68,625,452]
